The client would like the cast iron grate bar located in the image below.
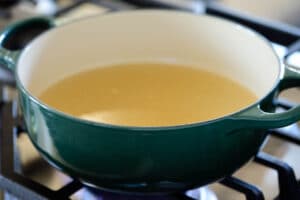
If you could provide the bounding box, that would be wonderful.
[122,0,180,9]
[0,101,53,199]
[254,152,300,200]
[174,193,198,200]
[267,99,300,145]
[56,180,83,198]
[55,0,136,17]
[268,129,300,146]
[54,0,91,17]
[274,99,294,110]
[220,176,265,200]
[0,99,84,200]
[285,39,300,58]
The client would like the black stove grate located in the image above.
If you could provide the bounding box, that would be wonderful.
[0,1,300,199]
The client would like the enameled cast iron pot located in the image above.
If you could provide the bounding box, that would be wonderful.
[1,10,300,194]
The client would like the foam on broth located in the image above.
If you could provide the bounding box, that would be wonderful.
[38,63,257,126]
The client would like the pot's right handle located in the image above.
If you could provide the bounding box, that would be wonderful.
[0,17,55,71]
[228,47,300,130]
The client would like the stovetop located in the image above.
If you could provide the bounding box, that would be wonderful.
[1,1,300,200]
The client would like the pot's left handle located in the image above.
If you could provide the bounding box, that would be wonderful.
[0,17,55,71]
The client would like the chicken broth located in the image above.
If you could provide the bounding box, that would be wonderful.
[38,63,257,126]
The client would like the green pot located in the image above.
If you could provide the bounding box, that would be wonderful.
[1,10,300,194]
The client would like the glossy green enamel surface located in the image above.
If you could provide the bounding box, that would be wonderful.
[17,65,300,193]
[0,17,54,71]
[19,86,267,193]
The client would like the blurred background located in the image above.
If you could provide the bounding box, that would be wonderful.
[1,0,300,27]
[220,0,300,27]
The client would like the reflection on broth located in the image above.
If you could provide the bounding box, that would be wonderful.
[39,63,257,126]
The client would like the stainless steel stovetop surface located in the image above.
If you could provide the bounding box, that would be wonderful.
[1,1,300,200]
[149,0,300,27]
[219,0,300,27]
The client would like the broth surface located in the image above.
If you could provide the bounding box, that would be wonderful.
[39,63,257,126]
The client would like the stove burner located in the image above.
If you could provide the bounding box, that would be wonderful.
[79,186,218,200]
[87,188,194,200]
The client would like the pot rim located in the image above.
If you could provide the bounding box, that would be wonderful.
[16,9,282,131]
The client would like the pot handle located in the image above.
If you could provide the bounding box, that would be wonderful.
[0,17,55,71]
[229,64,300,129]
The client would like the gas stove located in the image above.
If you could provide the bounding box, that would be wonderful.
[0,1,300,200]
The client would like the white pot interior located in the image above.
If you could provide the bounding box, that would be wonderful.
[17,10,280,99]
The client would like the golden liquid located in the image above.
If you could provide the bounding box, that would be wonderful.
[39,63,257,126]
